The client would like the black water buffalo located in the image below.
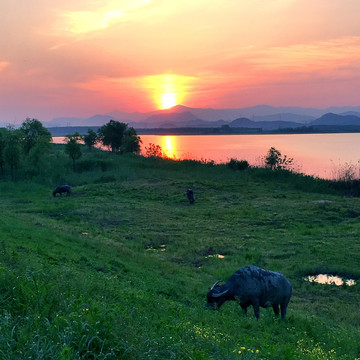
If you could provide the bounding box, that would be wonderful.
[186,189,194,204]
[53,185,71,197]
[206,265,292,319]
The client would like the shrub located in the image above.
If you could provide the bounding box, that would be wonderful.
[265,147,294,171]
[227,158,249,170]
[96,160,112,172]
[329,179,360,197]
[75,159,96,172]
[145,143,164,158]
[331,161,359,182]
[73,159,113,173]
[94,175,117,183]
[200,158,216,167]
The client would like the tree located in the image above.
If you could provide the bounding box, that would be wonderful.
[3,127,22,178]
[265,147,281,170]
[83,128,98,150]
[98,120,127,153]
[97,120,141,154]
[265,147,294,170]
[64,133,82,170]
[121,127,142,154]
[19,118,52,154]
[0,128,6,173]
[28,136,52,168]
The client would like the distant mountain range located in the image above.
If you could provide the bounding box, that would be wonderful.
[41,104,360,131]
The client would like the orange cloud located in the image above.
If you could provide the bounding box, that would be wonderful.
[250,36,360,75]
[60,9,125,34]
[55,0,151,35]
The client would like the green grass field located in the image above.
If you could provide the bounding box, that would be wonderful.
[0,148,359,359]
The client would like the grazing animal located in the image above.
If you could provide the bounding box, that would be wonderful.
[53,185,71,197]
[186,188,194,204]
[206,265,292,319]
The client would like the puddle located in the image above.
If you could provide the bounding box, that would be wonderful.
[146,244,166,252]
[206,254,225,259]
[312,200,332,205]
[305,274,356,286]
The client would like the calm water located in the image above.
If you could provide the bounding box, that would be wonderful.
[305,274,356,286]
[140,133,360,179]
[53,133,360,179]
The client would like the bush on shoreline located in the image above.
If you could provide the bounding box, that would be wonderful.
[227,158,250,170]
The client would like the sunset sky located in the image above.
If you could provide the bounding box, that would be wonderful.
[1,0,360,123]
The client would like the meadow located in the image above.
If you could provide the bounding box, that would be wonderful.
[0,145,359,359]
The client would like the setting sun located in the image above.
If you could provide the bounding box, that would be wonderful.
[143,74,196,110]
[160,92,177,109]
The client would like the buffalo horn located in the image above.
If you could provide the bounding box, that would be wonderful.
[212,289,229,298]
[210,280,221,290]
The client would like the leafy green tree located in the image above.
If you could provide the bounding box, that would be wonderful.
[28,136,52,168]
[64,132,82,170]
[83,129,98,150]
[265,147,294,170]
[121,127,142,154]
[98,120,141,154]
[19,118,52,154]
[98,120,127,153]
[4,127,22,178]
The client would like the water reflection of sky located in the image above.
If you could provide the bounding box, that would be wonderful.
[140,133,360,179]
[305,274,356,286]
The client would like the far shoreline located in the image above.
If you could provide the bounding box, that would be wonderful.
[47,125,360,137]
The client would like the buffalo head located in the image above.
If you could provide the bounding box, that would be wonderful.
[205,280,230,309]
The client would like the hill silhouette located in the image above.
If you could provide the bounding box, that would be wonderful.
[310,113,360,126]
[43,104,360,134]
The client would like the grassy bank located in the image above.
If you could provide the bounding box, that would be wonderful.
[0,147,359,359]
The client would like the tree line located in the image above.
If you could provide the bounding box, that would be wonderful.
[0,118,142,178]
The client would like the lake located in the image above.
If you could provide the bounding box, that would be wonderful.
[140,133,360,179]
[53,133,360,179]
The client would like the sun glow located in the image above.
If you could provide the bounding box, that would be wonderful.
[160,92,177,109]
[143,74,196,110]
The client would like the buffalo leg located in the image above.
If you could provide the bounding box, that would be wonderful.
[240,304,248,315]
[280,302,288,320]
[252,301,260,319]
[272,304,280,317]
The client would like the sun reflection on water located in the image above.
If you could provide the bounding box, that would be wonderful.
[162,136,177,159]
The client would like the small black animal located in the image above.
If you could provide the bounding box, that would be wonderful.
[53,185,71,197]
[206,265,292,319]
[186,188,194,204]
